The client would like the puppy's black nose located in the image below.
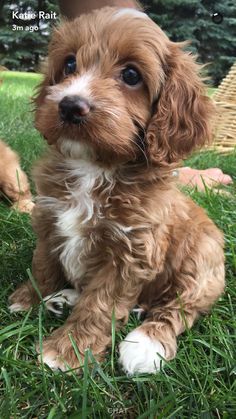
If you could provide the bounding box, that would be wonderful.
[59,95,90,124]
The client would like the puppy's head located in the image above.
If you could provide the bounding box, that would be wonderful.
[35,7,213,165]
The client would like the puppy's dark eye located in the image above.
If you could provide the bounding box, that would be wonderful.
[64,55,77,76]
[121,66,142,86]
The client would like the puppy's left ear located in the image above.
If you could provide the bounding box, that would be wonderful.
[146,43,214,165]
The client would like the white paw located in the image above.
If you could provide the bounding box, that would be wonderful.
[9,303,27,313]
[119,329,165,375]
[43,289,80,316]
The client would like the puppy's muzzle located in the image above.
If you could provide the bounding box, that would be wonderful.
[59,95,90,124]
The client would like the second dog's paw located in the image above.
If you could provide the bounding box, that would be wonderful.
[119,329,165,375]
[13,199,35,214]
[43,289,80,316]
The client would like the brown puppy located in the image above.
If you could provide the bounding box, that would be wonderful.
[0,140,34,213]
[9,7,224,374]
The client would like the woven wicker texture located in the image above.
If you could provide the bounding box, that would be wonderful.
[210,62,236,153]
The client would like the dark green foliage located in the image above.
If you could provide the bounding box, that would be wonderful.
[0,0,235,85]
[142,0,236,86]
[0,0,59,72]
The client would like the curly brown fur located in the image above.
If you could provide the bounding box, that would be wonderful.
[9,7,224,374]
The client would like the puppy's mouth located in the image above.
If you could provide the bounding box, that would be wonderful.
[59,95,91,125]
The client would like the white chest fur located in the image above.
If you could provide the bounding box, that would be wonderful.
[57,159,115,282]
[56,203,89,282]
[39,157,115,283]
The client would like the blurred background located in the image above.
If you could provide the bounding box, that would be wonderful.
[0,0,236,86]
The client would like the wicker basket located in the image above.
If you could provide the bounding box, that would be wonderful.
[209,62,236,153]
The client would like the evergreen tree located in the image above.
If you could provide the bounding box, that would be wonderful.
[0,0,59,71]
[0,0,235,85]
[142,0,236,86]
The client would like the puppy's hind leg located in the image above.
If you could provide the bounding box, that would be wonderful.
[119,240,225,375]
[9,240,66,312]
[44,288,80,316]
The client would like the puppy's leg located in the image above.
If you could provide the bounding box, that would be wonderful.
[119,238,225,375]
[9,241,66,312]
[38,228,170,370]
[119,306,196,375]
[38,260,151,371]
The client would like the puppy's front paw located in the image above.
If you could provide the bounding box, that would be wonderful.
[37,337,81,372]
[38,346,70,372]
[44,288,80,316]
[37,325,84,372]
[119,329,165,375]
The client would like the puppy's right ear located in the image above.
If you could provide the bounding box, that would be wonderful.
[33,60,51,110]
[33,82,48,141]
[33,60,57,142]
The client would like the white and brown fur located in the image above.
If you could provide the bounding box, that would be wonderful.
[9,6,225,374]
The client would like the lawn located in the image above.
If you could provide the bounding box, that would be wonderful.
[0,71,235,418]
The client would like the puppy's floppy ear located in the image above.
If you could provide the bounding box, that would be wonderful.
[34,60,51,109]
[33,60,55,142]
[146,42,214,165]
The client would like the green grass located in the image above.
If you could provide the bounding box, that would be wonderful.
[0,71,235,418]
